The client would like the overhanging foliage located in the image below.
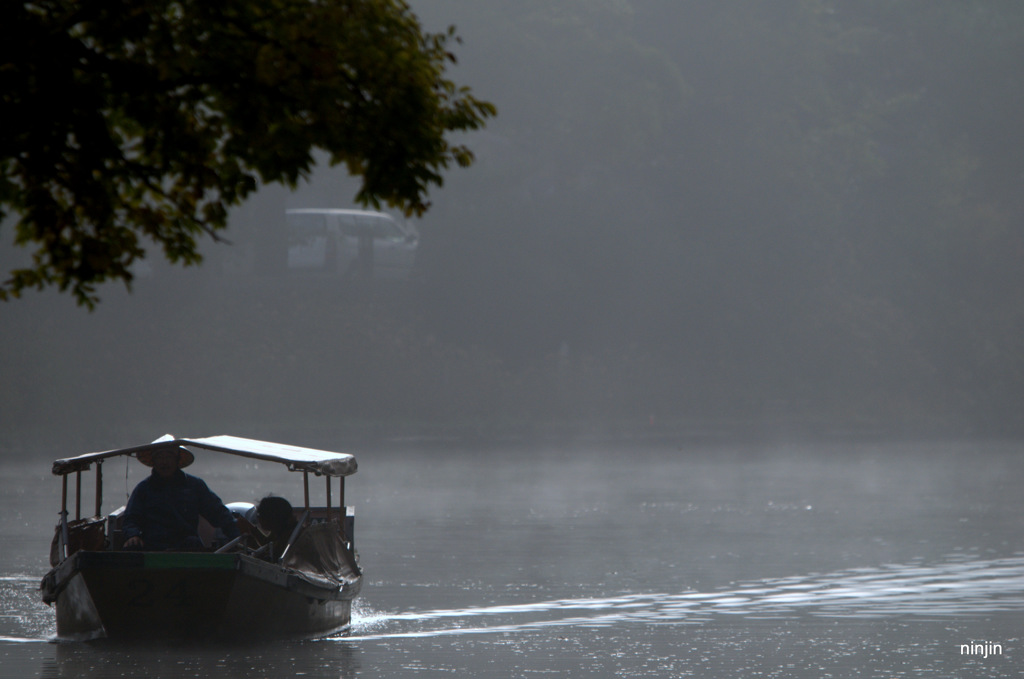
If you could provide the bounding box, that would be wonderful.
[0,0,495,306]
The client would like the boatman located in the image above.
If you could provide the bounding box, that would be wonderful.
[122,445,239,551]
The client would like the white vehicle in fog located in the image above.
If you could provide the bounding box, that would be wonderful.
[285,208,418,280]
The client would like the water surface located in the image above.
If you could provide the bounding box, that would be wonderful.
[1,440,1021,677]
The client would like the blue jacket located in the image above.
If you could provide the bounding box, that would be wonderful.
[122,469,239,550]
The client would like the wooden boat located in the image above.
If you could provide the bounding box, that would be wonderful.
[40,435,362,641]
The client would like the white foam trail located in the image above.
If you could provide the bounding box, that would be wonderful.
[0,635,50,643]
[343,555,1024,640]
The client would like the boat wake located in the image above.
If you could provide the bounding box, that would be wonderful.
[346,554,1024,640]
[0,635,49,644]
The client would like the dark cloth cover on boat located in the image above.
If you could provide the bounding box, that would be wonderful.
[282,523,360,588]
[122,469,239,550]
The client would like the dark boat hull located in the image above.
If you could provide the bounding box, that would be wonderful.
[42,551,359,641]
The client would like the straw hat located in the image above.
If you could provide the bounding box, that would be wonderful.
[137,445,195,468]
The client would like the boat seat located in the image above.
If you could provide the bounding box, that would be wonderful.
[50,516,106,566]
[107,506,126,550]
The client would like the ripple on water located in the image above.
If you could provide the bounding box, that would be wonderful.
[346,555,1024,640]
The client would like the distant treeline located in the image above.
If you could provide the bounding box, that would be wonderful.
[404,1,1024,436]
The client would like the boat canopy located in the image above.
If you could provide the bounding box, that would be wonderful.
[51,435,357,478]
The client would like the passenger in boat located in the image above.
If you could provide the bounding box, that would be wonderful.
[256,495,299,560]
[122,446,240,551]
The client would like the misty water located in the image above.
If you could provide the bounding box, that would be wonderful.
[1,439,1022,678]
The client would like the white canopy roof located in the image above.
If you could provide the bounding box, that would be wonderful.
[51,435,357,477]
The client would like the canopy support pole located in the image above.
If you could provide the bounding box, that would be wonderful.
[59,474,70,561]
[95,461,103,518]
[339,477,345,522]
